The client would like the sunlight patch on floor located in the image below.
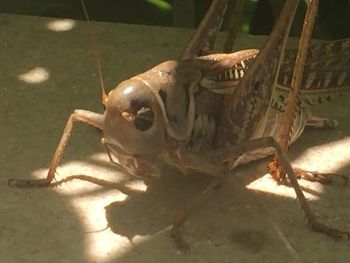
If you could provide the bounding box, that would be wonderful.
[292,136,350,172]
[46,19,75,32]
[31,162,131,260]
[18,67,49,84]
[247,137,350,200]
[85,228,131,261]
[90,152,117,166]
[72,189,130,261]
[28,136,350,261]
[31,157,143,261]
[131,227,170,246]
[247,174,322,200]
[125,180,148,192]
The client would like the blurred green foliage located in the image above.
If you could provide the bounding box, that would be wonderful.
[146,0,172,12]
[0,0,349,39]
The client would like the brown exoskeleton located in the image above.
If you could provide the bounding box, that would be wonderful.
[9,0,350,251]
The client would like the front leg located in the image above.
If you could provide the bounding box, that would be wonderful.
[8,110,104,188]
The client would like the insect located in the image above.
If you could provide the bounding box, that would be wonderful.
[9,0,350,252]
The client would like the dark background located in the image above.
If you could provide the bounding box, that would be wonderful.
[0,0,349,40]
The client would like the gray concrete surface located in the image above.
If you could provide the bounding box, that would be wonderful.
[1,14,350,263]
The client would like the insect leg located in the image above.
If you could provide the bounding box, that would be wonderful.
[270,0,347,185]
[181,0,229,59]
[223,0,245,53]
[306,114,338,129]
[277,0,319,151]
[171,177,225,252]
[215,137,350,240]
[8,110,104,188]
[171,136,349,250]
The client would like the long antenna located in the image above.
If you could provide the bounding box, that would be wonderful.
[79,0,108,106]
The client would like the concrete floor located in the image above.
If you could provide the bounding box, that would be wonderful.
[1,14,350,263]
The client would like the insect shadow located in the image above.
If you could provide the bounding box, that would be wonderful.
[101,129,348,242]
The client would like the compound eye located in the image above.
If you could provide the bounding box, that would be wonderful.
[135,107,154,131]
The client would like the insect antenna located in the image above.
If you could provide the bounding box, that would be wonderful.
[79,0,108,107]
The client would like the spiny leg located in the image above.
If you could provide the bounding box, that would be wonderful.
[270,140,350,240]
[181,0,246,59]
[181,0,229,59]
[277,0,319,150]
[8,110,104,188]
[269,114,346,185]
[269,159,348,185]
[293,168,348,185]
[210,0,348,244]
[171,177,224,252]
[223,0,245,53]
[306,114,338,129]
[269,0,331,184]
[216,0,300,147]
[269,0,347,185]
[171,136,350,251]
[216,137,350,240]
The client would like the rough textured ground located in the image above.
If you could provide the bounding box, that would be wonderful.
[1,14,350,263]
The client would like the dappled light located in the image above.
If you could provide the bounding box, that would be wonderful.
[125,180,148,192]
[29,153,176,261]
[292,136,350,172]
[3,5,350,262]
[26,133,350,262]
[28,135,350,261]
[74,188,128,261]
[90,152,116,165]
[46,19,76,32]
[17,67,49,84]
[247,137,350,199]
[86,228,130,261]
[247,174,323,200]
[31,159,131,262]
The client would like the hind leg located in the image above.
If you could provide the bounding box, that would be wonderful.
[306,113,338,129]
[269,111,347,184]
